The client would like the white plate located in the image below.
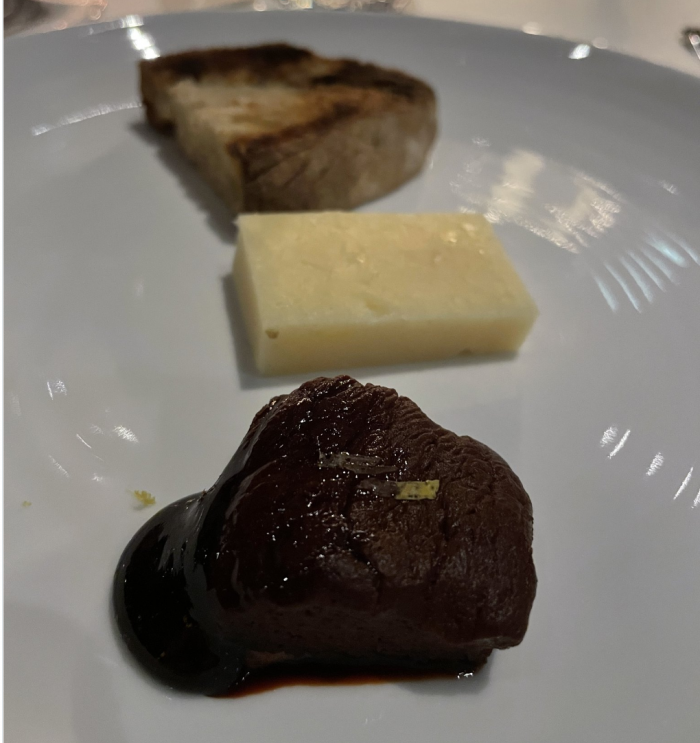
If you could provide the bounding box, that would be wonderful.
[5,11,700,743]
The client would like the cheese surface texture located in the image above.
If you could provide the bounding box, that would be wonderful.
[233,212,538,375]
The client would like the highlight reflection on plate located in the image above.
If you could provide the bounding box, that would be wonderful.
[5,11,700,743]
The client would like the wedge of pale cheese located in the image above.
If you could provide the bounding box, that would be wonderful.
[233,212,537,376]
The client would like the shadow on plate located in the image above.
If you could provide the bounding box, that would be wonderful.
[5,602,128,743]
[221,272,517,390]
[131,122,239,244]
[398,657,492,696]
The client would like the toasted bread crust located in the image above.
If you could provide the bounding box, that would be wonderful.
[141,44,437,212]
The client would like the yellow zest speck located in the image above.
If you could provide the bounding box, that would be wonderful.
[21,500,32,508]
[131,490,156,508]
[395,480,439,501]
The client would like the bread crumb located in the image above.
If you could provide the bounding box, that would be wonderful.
[131,490,156,508]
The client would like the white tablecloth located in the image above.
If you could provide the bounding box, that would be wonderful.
[6,0,700,78]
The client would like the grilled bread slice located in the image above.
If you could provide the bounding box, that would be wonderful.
[140,44,437,213]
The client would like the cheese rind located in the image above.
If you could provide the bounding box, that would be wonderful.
[233,212,538,375]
